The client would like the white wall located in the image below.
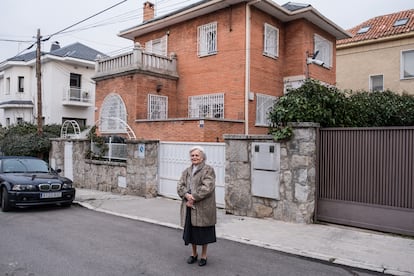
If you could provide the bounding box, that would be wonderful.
[0,57,96,127]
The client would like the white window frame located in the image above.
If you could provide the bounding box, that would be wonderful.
[314,34,333,68]
[369,75,384,92]
[188,93,224,119]
[255,93,277,126]
[197,22,217,57]
[18,76,24,92]
[145,35,168,56]
[99,93,127,134]
[6,77,10,95]
[401,50,414,79]
[263,23,279,59]
[148,94,168,120]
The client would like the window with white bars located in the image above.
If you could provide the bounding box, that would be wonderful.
[99,93,127,133]
[256,93,277,126]
[197,22,217,57]
[188,93,224,119]
[370,75,384,92]
[263,23,279,58]
[314,34,333,68]
[148,94,168,120]
[145,35,168,56]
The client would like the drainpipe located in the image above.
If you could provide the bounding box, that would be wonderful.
[245,0,261,135]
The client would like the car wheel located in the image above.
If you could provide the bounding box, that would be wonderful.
[1,187,11,212]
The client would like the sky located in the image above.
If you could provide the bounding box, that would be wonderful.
[0,0,413,62]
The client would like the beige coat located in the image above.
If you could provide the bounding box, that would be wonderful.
[177,161,217,227]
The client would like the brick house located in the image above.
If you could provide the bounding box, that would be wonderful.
[336,9,414,94]
[93,0,350,142]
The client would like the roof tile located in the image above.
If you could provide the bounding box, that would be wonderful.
[338,9,414,45]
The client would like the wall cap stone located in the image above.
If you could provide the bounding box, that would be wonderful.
[288,122,320,128]
[223,134,273,140]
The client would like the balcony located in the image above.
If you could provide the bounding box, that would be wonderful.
[93,43,178,79]
[62,87,93,107]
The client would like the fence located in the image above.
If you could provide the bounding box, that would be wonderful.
[91,142,127,161]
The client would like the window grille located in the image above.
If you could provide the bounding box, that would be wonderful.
[197,22,217,57]
[100,94,127,133]
[263,23,279,58]
[256,93,277,126]
[402,50,414,79]
[188,93,224,119]
[145,35,168,56]
[314,34,332,68]
[370,75,384,92]
[148,94,168,119]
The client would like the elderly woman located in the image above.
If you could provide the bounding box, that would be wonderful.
[177,146,217,267]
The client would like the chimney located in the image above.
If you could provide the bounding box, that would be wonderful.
[50,41,60,52]
[143,1,155,22]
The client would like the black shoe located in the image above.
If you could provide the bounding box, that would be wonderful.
[187,255,198,264]
[198,258,207,266]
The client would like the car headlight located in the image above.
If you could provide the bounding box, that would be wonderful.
[12,184,37,191]
[62,182,73,189]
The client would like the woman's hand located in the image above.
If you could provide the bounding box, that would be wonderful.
[185,193,195,208]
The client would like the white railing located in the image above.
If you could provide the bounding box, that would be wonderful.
[91,142,127,161]
[95,43,178,78]
[62,87,92,104]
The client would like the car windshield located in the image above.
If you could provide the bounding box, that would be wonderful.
[2,158,50,173]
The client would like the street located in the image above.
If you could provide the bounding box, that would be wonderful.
[0,205,382,276]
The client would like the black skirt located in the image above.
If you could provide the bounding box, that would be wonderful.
[183,207,216,245]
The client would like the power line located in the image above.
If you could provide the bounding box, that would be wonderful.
[42,0,128,42]
[0,38,34,43]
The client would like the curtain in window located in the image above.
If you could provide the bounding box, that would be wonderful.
[403,50,414,78]
[264,23,278,58]
[100,93,127,133]
[198,22,217,57]
[314,34,332,67]
[256,93,277,126]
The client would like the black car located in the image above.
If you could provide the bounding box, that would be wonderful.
[0,156,76,211]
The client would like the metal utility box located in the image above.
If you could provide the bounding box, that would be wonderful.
[251,142,280,200]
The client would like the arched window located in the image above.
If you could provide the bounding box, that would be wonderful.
[99,93,127,133]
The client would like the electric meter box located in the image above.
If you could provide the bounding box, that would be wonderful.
[251,142,280,200]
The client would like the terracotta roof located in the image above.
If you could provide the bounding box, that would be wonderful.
[337,9,414,45]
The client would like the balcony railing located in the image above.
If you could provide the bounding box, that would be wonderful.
[62,87,93,106]
[94,43,178,79]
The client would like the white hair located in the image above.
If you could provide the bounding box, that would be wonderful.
[189,146,206,160]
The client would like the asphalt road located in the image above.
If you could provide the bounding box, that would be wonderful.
[0,205,382,276]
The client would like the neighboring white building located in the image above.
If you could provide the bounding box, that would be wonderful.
[0,42,105,128]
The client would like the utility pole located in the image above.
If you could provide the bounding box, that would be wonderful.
[36,29,43,136]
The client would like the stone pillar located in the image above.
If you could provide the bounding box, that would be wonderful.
[224,122,319,223]
[126,140,159,198]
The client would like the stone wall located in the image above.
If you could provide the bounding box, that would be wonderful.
[50,138,159,198]
[224,123,319,223]
[50,122,318,222]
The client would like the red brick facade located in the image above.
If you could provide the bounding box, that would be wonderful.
[95,2,337,142]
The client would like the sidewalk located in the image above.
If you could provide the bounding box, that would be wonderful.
[74,188,414,276]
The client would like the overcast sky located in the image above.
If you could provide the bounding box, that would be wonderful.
[0,0,413,62]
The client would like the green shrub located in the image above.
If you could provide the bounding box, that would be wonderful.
[0,123,61,158]
[268,80,414,140]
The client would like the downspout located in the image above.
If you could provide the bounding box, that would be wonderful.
[245,0,261,135]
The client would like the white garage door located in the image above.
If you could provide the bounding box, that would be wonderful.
[159,142,225,207]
